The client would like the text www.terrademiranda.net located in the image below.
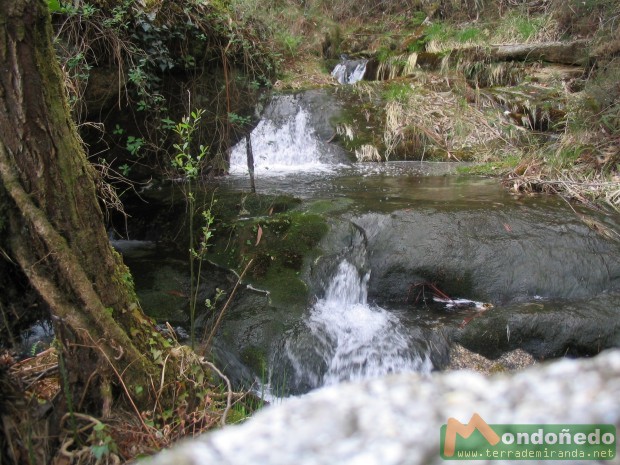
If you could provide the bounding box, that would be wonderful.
[456,448,616,459]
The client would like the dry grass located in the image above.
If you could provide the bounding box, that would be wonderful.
[508,168,620,213]
[273,55,338,90]
[1,349,59,464]
[375,53,419,81]
[382,85,510,160]
[0,342,258,464]
[355,144,382,162]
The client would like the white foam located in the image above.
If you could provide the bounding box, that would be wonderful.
[286,260,432,388]
[229,107,333,175]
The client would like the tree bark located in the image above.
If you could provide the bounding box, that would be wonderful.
[0,0,159,413]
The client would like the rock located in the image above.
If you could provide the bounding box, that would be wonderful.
[145,349,620,465]
[84,65,124,113]
[357,205,620,305]
[447,344,536,374]
[258,89,347,145]
[454,293,620,359]
[450,41,591,67]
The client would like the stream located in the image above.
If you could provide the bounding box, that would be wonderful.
[119,89,620,399]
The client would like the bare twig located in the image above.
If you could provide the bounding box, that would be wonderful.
[202,259,254,351]
[199,358,233,426]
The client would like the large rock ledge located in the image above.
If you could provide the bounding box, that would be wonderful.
[146,350,620,465]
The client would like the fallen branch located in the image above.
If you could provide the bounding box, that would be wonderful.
[454,40,591,66]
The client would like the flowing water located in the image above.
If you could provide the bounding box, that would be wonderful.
[331,59,368,84]
[121,89,620,399]
[229,106,329,174]
[229,91,347,174]
[266,242,435,397]
[286,260,432,383]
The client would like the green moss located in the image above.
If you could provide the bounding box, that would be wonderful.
[208,208,329,307]
[211,191,301,223]
[240,345,268,374]
[456,155,521,175]
[258,266,308,305]
[111,249,140,301]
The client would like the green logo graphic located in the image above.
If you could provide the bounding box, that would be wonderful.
[440,414,617,460]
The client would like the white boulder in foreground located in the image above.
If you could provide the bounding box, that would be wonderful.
[146,350,620,465]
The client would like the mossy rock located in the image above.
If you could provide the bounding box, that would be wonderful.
[241,345,268,375]
[211,192,302,225]
[208,209,329,307]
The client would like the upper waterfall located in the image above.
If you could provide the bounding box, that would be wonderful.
[331,58,368,84]
[229,92,347,175]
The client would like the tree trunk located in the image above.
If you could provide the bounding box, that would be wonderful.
[0,0,159,413]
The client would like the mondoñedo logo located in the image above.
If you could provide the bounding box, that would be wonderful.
[440,414,616,460]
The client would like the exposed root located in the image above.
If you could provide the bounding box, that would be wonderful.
[59,413,121,465]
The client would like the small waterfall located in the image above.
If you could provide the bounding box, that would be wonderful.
[270,257,432,395]
[332,59,368,84]
[229,101,333,175]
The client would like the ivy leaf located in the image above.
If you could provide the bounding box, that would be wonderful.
[48,0,62,12]
[91,445,109,460]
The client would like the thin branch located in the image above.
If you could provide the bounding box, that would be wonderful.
[199,358,233,427]
[202,259,254,351]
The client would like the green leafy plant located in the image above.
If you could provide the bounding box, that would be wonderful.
[172,110,208,177]
[125,136,145,157]
[90,422,119,461]
[48,0,61,12]
[277,31,302,57]
[119,163,131,177]
[228,112,252,128]
[30,340,43,357]
[171,108,217,349]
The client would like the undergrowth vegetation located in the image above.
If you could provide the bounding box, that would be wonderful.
[11,0,617,462]
[50,0,278,181]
